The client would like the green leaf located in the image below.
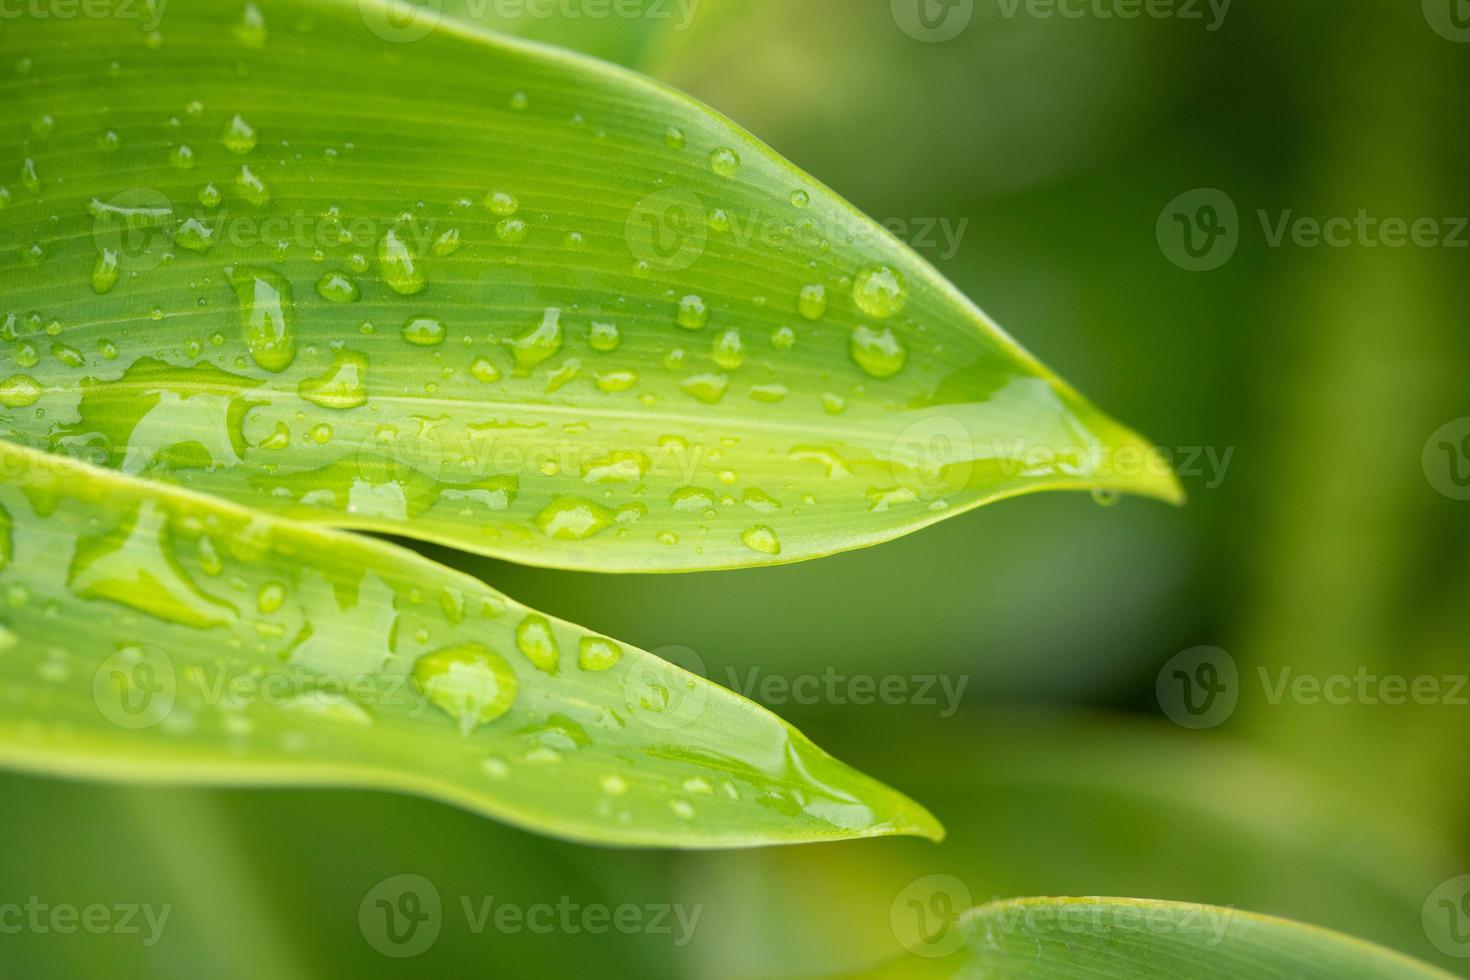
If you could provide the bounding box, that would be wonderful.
[853,897,1454,980]
[0,438,940,847]
[0,0,1180,573]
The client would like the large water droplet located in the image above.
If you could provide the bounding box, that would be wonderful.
[298,350,368,409]
[507,308,563,373]
[413,643,518,735]
[852,265,907,318]
[578,636,622,672]
[534,497,615,540]
[378,227,426,295]
[227,265,296,372]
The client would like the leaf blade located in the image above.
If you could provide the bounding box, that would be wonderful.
[857,897,1454,980]
[0,0,1180,573]
[0,439,940,847]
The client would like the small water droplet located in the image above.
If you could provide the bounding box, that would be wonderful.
[298,350,368,409]
[485,189,518,216]
[515,614,560,674]
[680,373,728,404]
[710,147,740,178]
[664,126,686,150]
[316,271,359,304]
[401,316,446,346]
[712,328,743,370]
[234,2,267,47]
[91,249,120,294]
[223,113,258,154]
[741,525,781,555]
[588,321,620,352]
[798,284,827,320]
[378,227,425,295]
[507,308,563,373]
[849,325,906,379]
[0,375,42,408]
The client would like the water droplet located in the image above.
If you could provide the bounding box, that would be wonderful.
[316,271,359,304]
[401,315,445,346]
[670,486,715,511]
[669,798,696,819]
[594,370,637,393]
[712,328,743,370]
[174,217,215,253]
[223,113,257,154]
[852,265,907,318]
[770,325,796,350]
[198,183,222,208]
[515,614,559,674]
[13,343,37,368]
[485,189,518,216]
[310,423,333,444]
[298,350,368,409]
[234,2,267,47]
[798,284,827,320]
[664,126,686,150]
[235,164,270,206]
[91,249,120,294]
[432,228,461,256]
[20,158,40,193]
[588,321,620,352]
[849,325,906,379]
[534,497,615,541]
[600,773,628,795]
[378,227,425,295]
[495,218,527,244]
[582,450,650,484]
[741,525,781,555]
[578,637,622,672]
[680,373,728,404]
[257,581,285,614]
[227,265,295,371]
[51,343,83,368]
[677,295,708,330]
[471,356,501,383]
[509,91,528,110]
[1091,488,1122,508]
[710,147,740,178]
[790,189,810,208]
[742,488,781,513]
[0,375,42,408]
[507,308,563,373]
[413,643,519,734]
[170,144,196,169]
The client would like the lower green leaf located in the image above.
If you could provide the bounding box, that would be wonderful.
[854,897,1452,979]
[0,439,939,848]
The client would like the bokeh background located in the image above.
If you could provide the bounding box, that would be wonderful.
[4,0,1469,976]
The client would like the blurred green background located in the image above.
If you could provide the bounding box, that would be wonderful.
[4,0,1469,976]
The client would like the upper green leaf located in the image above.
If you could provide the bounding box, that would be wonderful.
[0,438,940,847]
[0,0,1180,572]
[851,897,1454,979]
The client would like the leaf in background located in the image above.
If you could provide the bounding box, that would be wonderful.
[0,0,1180,573]
[0,439,939,847]
[847,898,1454,980]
